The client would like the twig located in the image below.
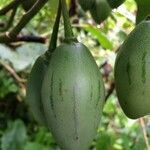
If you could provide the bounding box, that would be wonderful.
[69,0,77,17]
[0,0,48,43]
[0,60,26,91]
[0,0,20,15]
[16,35,47,43]
[99,61,108,69]
[105,82,115,101]
[0,60,26,83]
[0,5,18,32]
[139,118,150,150]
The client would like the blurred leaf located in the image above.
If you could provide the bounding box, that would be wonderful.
[1,120,27,150]
[24,142,50,150]
[15,43,47,71]
[96,132,112,150]
[83,25,113,50]
[132,139,146,150]
[0,70,18,98]
[120,135,131,150]
[103,98,116,114]
[117,30,128,43]
[33,127,55,145]
[0,44,16,61]
[0,43,47,71]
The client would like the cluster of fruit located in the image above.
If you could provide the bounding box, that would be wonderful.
[79,0,125,24]
[78,0,150,24]
[21,0,150,24]
[26,0,150,149]
[27,0,105,149]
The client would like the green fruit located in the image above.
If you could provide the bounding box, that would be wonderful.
[42,41,105,150]
[26,0,61,126]
[114,20,150,119]
[135,0,150,24]
[78,0,95,11]
[107,0,125,8]
[26,55,48,126]
[90,0,111,24]
[21,0,37,11]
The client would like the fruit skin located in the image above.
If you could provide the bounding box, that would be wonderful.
[90,0,111,24]
[78,0,95,11]
[107,0,125,8]
[21,0,37,11]
[135,0,150,24]
[114,20,150,119]
[42,42,105,150]
[26,55,48,126]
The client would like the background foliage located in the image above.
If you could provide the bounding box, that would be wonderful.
[0,0,150,149]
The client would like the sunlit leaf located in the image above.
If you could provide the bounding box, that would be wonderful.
[83,25,113,50]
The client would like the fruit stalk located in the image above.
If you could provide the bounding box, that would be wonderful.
[61,0,74,39]
[48,0,61,52]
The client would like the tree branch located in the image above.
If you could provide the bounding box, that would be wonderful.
[0,0,48,43]
[0,60,26,83]
[139,118,150,150]
[0,6,18,32]
[105,82,115,101]
[16,35,47,43]
[0,0,20,15]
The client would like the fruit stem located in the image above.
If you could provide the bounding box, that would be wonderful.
[61,0,74,39]
[48,0,61,52]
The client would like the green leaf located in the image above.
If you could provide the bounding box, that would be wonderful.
[14,43,47,71]
[83,25,113,49]
[0,70,18,98]
[96,132,112,150]
[0,43,46,72]
[24,142,50,150]
[33,127,55,144]
[1,120,27,150]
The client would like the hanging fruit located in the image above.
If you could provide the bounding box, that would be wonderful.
[114,19,150,119]
[78,0,95,11]
[107,0,125,8]
[90,0,111,24]
[21,0,37,11]
[135,0,150,24]
[26,1,62,126]
[41,0,105,149]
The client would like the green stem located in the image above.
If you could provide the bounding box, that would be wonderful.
[48,0,61,52]
[61,0,74,39]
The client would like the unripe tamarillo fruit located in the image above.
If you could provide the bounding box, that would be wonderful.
[78,0,95,11]
[107,0,125,8]
[90,0,111,24]
[42,41,105,150]
[114,20,150,119]
[21,0,37,11]
[26,55,48,126]
[135,0,150,24]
